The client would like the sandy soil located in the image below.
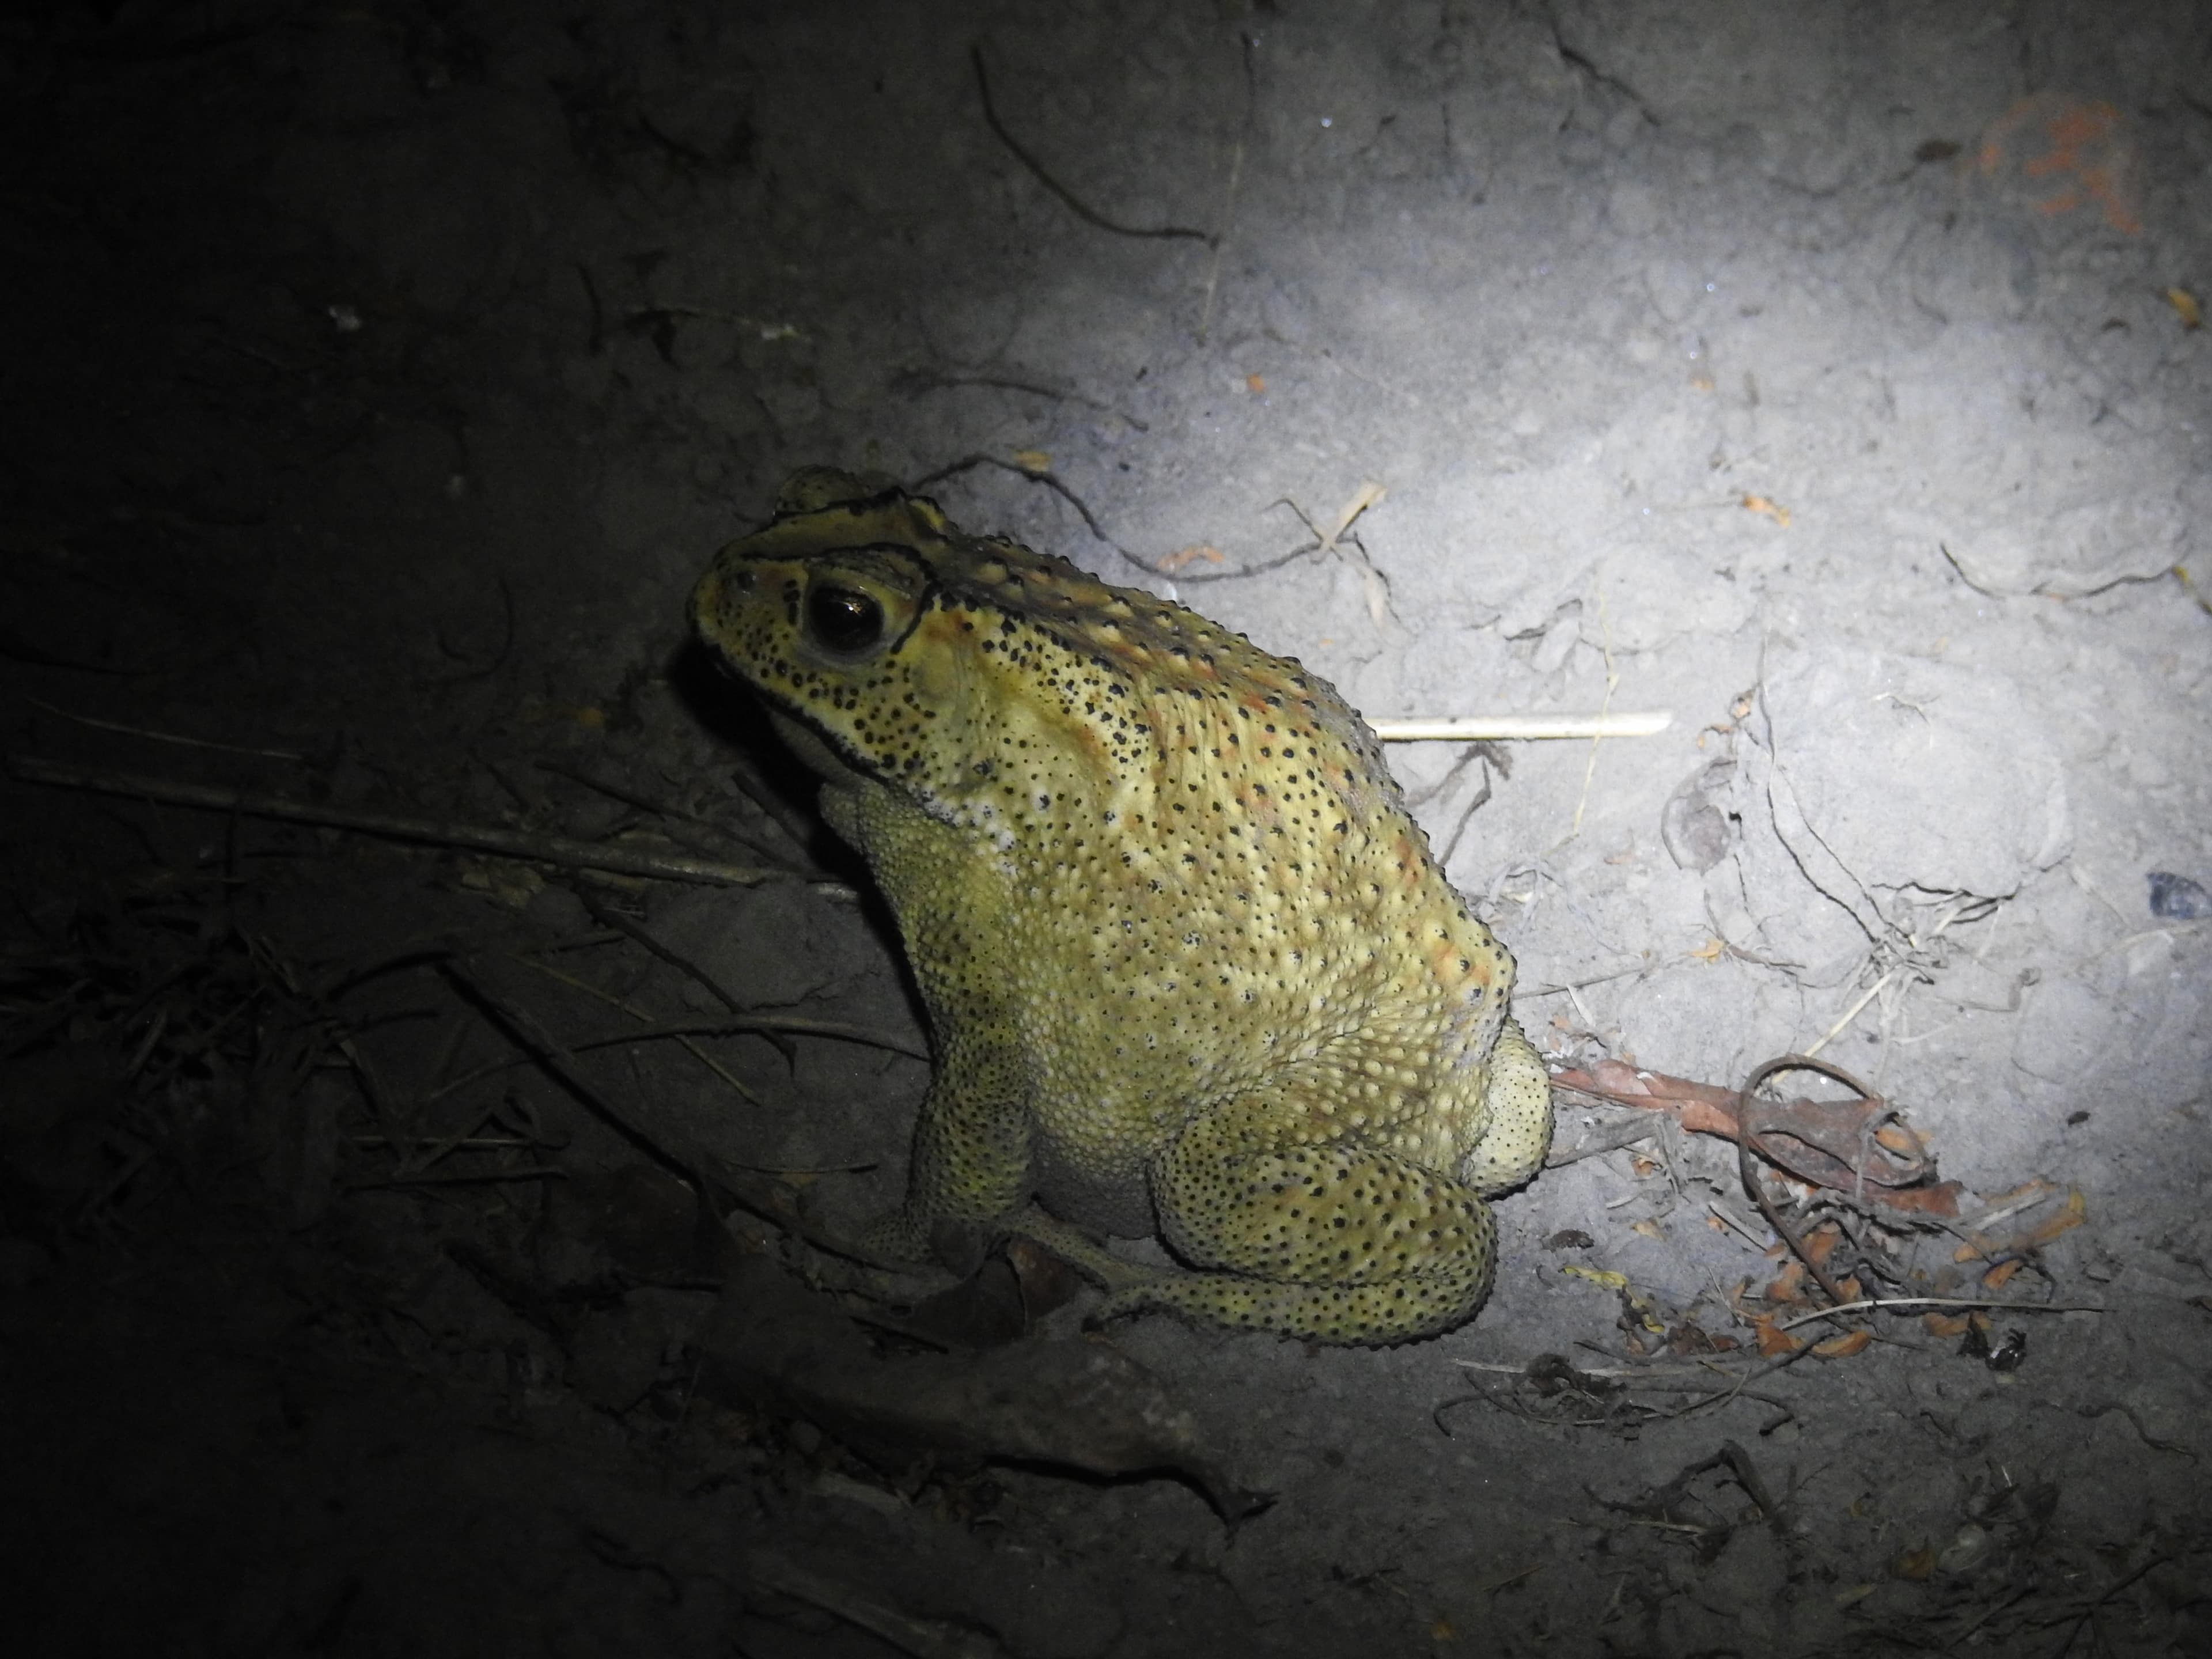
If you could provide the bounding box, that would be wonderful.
[3,2,2210,1654]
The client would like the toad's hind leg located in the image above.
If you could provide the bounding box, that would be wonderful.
[1096,1109,1500,1346]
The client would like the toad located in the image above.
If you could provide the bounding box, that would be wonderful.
[691,468,1551,1343]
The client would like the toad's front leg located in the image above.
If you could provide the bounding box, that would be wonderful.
[861,1040,1032,1270]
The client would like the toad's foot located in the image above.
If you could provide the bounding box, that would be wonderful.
[1006,1206,1170,1296]
[1092,1267,1491,1346]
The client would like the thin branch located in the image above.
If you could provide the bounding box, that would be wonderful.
[1372,712,1673,741]
[440,958,875,1262]
[24,696,306,760]
[909,454,1126,555]
[971,43,1213,245]
[6,755,783,888]
[1774,1294,2104,1331]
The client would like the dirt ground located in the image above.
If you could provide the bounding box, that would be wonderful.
[5,2,2211,1654]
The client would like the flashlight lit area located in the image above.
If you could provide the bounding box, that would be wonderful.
[3,3,2207,1653]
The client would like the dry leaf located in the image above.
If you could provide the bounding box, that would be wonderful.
[1802,1222,1842,1267]
[2166,286,2202,329]
[1753,1315,1804,1357]
[1873,1122,1927,1157]
[1160,543,1225,573]
[1011,449,1052,473]
[1563,1264,1630,1291]
[2029,1187,2088,1245]
[1245,373,1267,393]
[1742,494,1792,528]
[1923,1311,1974,1338]
[1813,1328,1874,1358]
[1691,937,1727,962]
[1976,94,2143,235]
[1324,480,1388,550]
[1668,1321,1736,1355]
[1892,1545,1938,1581]
[1983,1258,2023,1289]
[1630,1218,1666,1241]
[1359,565,1391,627]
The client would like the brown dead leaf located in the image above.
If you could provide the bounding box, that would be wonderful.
[1923,1311,1974,1338]
[1954,1185,2084,1264]
[1813,1328,1874,1358]
[1630,1218,1665,1241]
[2029,1186,2087,1245]
[2168,286,2203,329]
[1983,1258,2024,1289]
[1976,94,2143,236]
[1548,1059,1959,1214]
[1245,373,1267,393]
[1873,1122,1927,1157]
[1010,448,1052,472]
[1160,543,1225,573]
[1666,1321,1737,1356]
[1742,493,1792,528]
[1892,1544,1938,1581]
[1753,1315,1804,1357]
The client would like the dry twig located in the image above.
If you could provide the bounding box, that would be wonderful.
[6,755,781,888]
[969,43,1213,245]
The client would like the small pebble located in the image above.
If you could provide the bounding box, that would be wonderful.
[2146,870,2212,920]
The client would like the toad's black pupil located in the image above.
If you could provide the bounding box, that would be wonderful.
[808,585,882,653]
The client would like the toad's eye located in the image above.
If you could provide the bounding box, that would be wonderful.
[806,584,884,654]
